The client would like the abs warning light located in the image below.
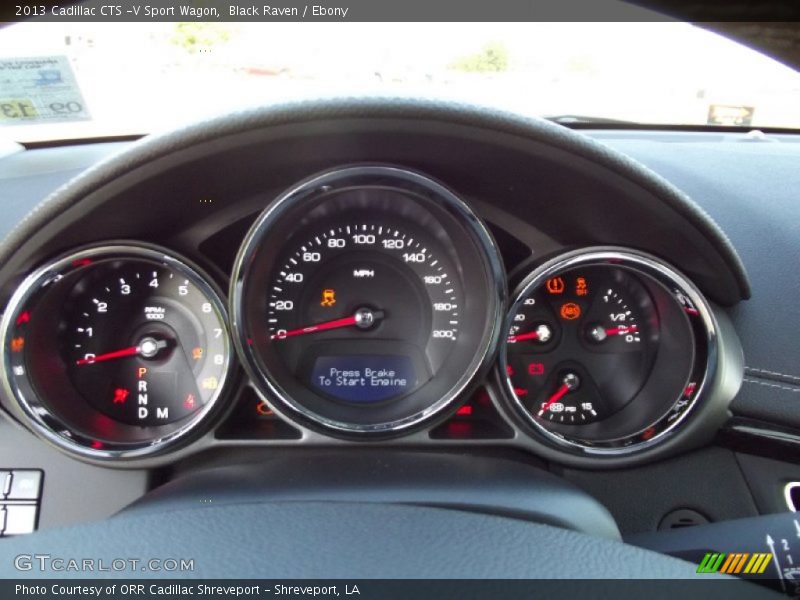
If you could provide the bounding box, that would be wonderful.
[560,302,581,320]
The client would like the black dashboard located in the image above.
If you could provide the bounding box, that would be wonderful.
[1,98,800,584]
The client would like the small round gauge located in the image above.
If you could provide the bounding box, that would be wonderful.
[0,245,233,460]
[500,248,716,455]
[507,265,657,425]
[231,166,505,436]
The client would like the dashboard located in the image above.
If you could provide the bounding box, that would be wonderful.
[0,99,747,470]
[1,98,800,583]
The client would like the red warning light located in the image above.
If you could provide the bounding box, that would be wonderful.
[683,382,697,398]
[505,365,514,377]
[71,258,93,268]
[545,277,565,295]
[15,311,30,326]
[514,387,529,397]
[446,421,472,437]
[528,363,545,376]
[256,402,274,417]
[112,388,129,404]
[184,394,196,410]
[475,388,492,406]
[456,405,473,417]
[575,277,589,296]
[560,303,581,320]
[641,427,657,441]
[91,440,103,449]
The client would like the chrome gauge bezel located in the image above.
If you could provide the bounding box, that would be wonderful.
[498,247,718,456]
[0,244,234,461]
[230,166,506,437]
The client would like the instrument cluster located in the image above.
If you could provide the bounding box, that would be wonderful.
[0,165,731,466]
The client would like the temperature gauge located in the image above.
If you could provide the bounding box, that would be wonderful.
[506,265,657,425]
[499,248,716,456]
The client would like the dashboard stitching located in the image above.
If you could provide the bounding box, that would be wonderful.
[743,377,800,393]
[745,367,800,383]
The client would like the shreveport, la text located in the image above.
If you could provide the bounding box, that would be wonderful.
[15,583,361,596]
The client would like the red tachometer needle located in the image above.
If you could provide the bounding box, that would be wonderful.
[541,383,571,413]
[75,346,139,366]
[605,325,638,336]
[508,331,539,343]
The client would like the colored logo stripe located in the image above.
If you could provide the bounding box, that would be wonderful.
[697,553,725,573]
[697,552,772,574]
[744,553,772,574]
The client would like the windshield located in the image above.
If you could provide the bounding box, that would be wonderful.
[2,21,800,142]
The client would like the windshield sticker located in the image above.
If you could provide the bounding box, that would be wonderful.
[0,56,90,126]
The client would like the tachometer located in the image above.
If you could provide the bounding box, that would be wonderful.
[0,245,233,460]
[231,166,505,436]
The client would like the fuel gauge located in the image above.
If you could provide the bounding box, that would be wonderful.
[499,247,716,456]
[506,263,658,425]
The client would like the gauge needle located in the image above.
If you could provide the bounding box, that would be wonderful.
[76,346,138,366]
[75,338,168,366]
[541,383,571,413]
[539,372,581,415]
[604,325,638,336]
[509,331,540,342]
[508,324,552,343]
[271,308,385,340]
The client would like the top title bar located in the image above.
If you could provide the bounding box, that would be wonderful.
[4,0,800,23]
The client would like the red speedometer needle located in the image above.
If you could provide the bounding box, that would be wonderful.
[508,331,539,343]
[271,308,385,340]
[75,346,138,366]
[272,316,357,340]
[605,325,638,336]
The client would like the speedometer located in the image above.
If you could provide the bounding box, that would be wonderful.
[268,222,463,404]
[231,166,505,436]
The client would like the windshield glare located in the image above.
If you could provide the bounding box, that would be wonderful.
[2,21,800,142]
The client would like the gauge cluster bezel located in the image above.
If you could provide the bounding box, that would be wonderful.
[229,166,507,437]
[0,170,743,469]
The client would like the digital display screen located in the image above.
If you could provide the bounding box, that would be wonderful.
[310,355,417,403]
